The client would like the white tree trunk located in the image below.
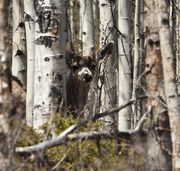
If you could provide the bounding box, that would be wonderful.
[81,0,95,56]
[175,1,180,93]
[70,0,74,41]
[24,0,35,126]
[158,0,180,169]
[118,0,132,131]
[132,0,141,127]
[33,0,67,129]
[12,0,26,87]
[79,0,83,50]
[99,0,117,129]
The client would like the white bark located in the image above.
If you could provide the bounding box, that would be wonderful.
[99,0,117,129]
[118,0,132,131]
[12,0,26,87]
[175,1,180,93]
[158,0,180,169]
[33,0,67,129]
[81,0,95,56]
[79,0,82,48]
[132,0,141,127]
[70,0,74,41]
[24,0,35,126]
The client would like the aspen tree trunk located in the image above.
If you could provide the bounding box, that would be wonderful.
[24,0,35,126]
[12,0,26,87]
[0,1,13,170]
[158,0,180,170]
[118,0,132,131]
[143,1,172,170]
[79,0,83,50]
[176,1,180,93]
[99,0,117,129]
[70,0,74,41]
[132,0,141,127]
[81,0,95,56]
[93,0,99,47]
[33,0,67,129]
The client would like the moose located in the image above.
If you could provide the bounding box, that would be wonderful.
[66,41,114,115]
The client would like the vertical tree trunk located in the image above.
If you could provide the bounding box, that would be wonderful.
[81,0,95,56]
[12,0,26,87]
[175,0,180,93]
[79,0,83,51]
[143,1,172,170]
[70,0,74,41]
[118,0,132,131]
[158,0,180,170]
[132,0,142,127]
[99,0,117,129]
[0,0,12,170]
[24,0,35,126]
[33,0,67,129]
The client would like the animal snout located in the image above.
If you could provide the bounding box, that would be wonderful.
[78,67,93,82]
[83,73,92,82]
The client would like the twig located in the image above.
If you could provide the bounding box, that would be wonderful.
[51,150,69,171]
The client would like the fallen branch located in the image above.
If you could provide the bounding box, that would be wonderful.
[16,100,135,153]
[16,131,132,153]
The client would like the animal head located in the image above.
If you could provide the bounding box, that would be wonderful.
[67,54,97,82]
[66,41,114,82]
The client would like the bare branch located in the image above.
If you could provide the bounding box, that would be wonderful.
[16,131,132,154]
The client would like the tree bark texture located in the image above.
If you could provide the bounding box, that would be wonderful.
[118,0,132,131]
[143,1,172,170]
[158,0,180,170]
[33,0,67,129]
[0,1,13,170]
[24,0,35,126]
[12,0,26,88]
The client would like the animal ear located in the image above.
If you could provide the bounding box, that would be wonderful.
[97,41,114,61]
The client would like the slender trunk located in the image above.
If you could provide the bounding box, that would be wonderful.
[12,0,26,87]
[0,1,12,170]
[33,0,67,129]
[176,0,180,93]
[158,0,180,170]
[93,0,99,48]
[79,0,83,51]
[81,0,95,56]
[24,0,35,126]
[132,0,141,127]
[99,0,117,129]
[70,0,74,41]
[118,0,132,131]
